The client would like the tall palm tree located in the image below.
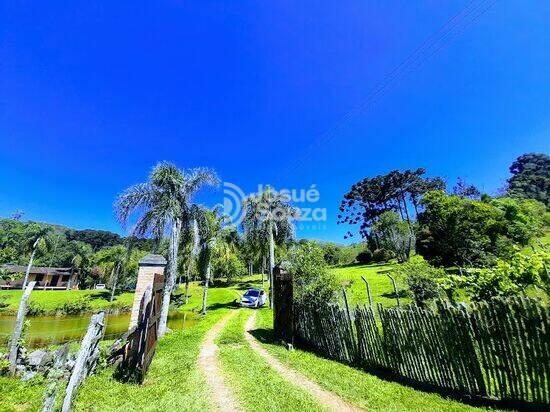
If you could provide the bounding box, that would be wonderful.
[115,162,218,336]
[241,186,296,307]
[196,207,225,314]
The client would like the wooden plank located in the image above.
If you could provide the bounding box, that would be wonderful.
[62,312,105,412]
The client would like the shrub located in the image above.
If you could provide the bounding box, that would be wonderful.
[372,248,394,263]
[27,301,46,316]
[58,299,92,315]
[0,295,9,311]
[0,359,10,376]
[356,250,373,264]
[394,257,446,306]
[289,241,339,306]
[467,248,550,301]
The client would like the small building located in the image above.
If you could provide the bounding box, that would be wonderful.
[0,265,79,290]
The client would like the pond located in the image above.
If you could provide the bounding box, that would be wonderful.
[0,311,198,348]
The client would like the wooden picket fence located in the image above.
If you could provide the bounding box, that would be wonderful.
[295,296,549,405]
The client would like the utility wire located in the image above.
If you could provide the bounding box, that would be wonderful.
[281,0,499,179]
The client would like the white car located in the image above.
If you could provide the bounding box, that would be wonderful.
[240,289,267,308]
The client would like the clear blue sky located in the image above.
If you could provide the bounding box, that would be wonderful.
[1,1,549,243]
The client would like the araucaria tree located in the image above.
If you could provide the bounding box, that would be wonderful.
[115,162,218,336]
[242,186,297,307]
[338,168,444,260]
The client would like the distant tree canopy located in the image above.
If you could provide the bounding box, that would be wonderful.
[66,229,123,251]
[507,153,550,207]
[338,168,444,240]
[416,191,548,267]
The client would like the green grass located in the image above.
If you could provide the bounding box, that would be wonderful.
[216,307,325,411]
[330,262,411,307]
[0,281,241,412]
[254,309,495,412]
[71,285,241,411]
[0,289,135,315]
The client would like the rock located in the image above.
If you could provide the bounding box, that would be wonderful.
[28,350,48,367]
[38,351,54,370]
[21,371,37,381]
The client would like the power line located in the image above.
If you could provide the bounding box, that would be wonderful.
[281,0,499,179]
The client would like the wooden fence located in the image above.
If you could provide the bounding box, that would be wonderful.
[295,296,549,405]
[110,273,164,383]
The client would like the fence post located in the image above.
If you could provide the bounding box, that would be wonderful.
[273,264,294,345]
[62,312,105,412]
[361,276,373,308]
[385,273,401,307]
[9,281,36,375]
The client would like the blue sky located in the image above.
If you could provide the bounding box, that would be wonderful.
[1,1,549,243]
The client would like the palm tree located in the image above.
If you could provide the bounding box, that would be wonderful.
[69,241,93,290]
[241,186,296,307]
[93,244,128,301]
[195,206,225,314]
[115,162,218,336]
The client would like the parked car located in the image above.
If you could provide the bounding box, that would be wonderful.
[240,288,267,308]
[95,283,106,290]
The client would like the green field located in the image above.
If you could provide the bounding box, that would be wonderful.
[330,262,410,307]
[0,276,500,411]
[0,289,135,315]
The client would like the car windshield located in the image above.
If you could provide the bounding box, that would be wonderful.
[244,290,259,297]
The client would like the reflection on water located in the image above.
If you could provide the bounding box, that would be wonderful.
[0,311,197,348]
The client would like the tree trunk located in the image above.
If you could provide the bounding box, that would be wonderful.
[9,281,36,375]
[22,248,37,290]
[110,263,120,302]
[184,256,192,304]
[269,225,275,309]
[158,219,182,337]
[201,262,210,315]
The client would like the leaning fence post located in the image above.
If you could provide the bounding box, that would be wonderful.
[9,281,36,375]
[61,311,105,412]
[361,276,373,308]
[385,273,400,307]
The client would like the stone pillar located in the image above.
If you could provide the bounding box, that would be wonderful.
[129,254,167,329]
[273,263,294,344]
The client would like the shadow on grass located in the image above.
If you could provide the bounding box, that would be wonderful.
[249,326,534,411]
[206,300,241,311]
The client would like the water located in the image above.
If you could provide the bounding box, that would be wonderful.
[0,311,198,348]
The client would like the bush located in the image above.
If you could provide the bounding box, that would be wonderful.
[394,257,446,306]
[27,301,46,316]
[467,248,550,301]
[372,248,394,263]
[0,295,9,311]
[0,359,10,376]
[356,250,373,264]
[58,299,92,315]
[289,241,339,306]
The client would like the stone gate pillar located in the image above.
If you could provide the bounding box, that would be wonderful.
[129,254,167,329]
[273,263,294,344]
